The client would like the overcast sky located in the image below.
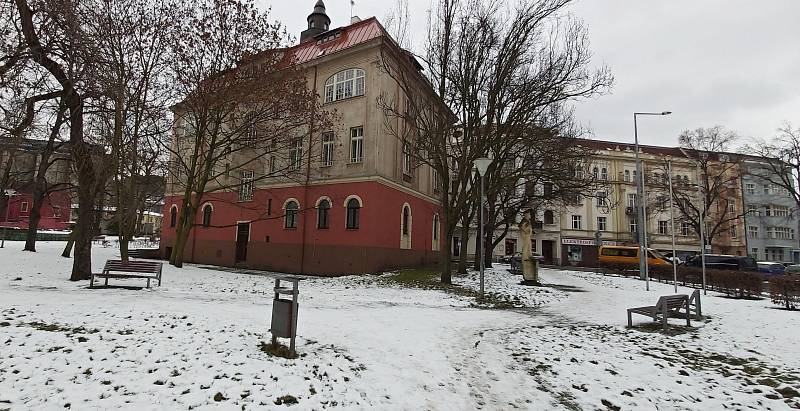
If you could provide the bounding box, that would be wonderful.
[260,0,800,147]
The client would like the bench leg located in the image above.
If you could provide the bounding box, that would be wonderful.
[146,278,150,289]
[627,311,632,327]
[90,274,94,288]
[686,307,691,327]
[105,277,108,286]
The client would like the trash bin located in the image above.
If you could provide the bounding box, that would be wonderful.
[270,276,301,354]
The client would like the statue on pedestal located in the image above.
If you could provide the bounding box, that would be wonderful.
[519,210,539,285]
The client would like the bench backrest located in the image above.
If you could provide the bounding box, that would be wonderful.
[656,295,688,311]
[104,260,162,274]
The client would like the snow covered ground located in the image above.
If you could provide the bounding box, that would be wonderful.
[2,242,799,410]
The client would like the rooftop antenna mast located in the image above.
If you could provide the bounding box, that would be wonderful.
[350,0,354,19]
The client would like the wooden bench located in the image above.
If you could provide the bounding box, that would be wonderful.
[91,260,163,288]
[627,294,691,331]
[688,289,702,319]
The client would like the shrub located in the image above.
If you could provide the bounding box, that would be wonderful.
[769,275,800,310]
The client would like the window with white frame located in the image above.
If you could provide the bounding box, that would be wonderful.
[324,69,366,103]
[600,167,608,181]
[745,183,755,195]
[751,248,758,259]
[321,132,335,167]
[730,225,737,239]
[629,219,637,233]
[592,167,599,179]
[289,139,303,171]
[627,193,636,207]
[571,215,582,230]
[268,155,277,173]
[238,170,254,202]
[766,205,790,217]
[728,202,736,216]
[597,217,607,231]
[748,226,758,239]
[596,191,608,207]
[763,184,771,195]
[767,227,793,239]
[624,170,630,182]
[20,201,29,213]
[285,201,299,229]
[658,220,668,235]
[681,221,690,236]
[350,127,363,163]
[402,143,412,175]
[431,167,441,193]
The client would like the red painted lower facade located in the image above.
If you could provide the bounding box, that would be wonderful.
[160,180,443,276]
[0,190,71,231]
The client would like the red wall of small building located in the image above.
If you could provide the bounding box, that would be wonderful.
[160,181,443,275]
[0,191,71,231]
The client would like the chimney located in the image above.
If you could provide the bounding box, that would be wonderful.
[350,15,361,24]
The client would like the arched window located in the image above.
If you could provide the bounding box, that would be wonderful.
[285,201,299,229]
[169,205,177,228]
[402,206,410,235]
[400,204,412,249]
[432,214,440,251]
[202,203,213,227]
[592,167,599,179]
[317,199,330,229]
[324,69,366,103]
[601,167,608,180]
[346,198,360,229]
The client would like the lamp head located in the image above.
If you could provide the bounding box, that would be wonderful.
[661,111,672,115]
[473,158,492,176]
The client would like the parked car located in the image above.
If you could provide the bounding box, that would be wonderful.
[684,254,758,271]
[598,246,672,267]
[785,265,800,275]
[757,262,786,276]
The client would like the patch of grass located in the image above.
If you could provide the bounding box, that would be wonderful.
[628,322,696,336]
[259,341,298,359]
[274,395,298,406]
[383,269,521,309]
[21,321,99,336]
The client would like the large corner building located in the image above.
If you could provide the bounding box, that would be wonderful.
[160,2,445,275]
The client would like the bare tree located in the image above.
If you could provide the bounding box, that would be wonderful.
[668,126,749,248]
[164,0,331,267]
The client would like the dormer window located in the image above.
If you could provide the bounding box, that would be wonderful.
[324,69,365,103]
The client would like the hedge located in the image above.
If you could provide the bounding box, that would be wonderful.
[598,263,764,298]
[769,275,800,310]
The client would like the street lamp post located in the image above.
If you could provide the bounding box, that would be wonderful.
[473,157,492,300]
[634,111,671,291]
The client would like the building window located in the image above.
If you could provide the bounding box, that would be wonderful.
[730,225,737,239]
[597,217,607,232]
[596,191,608,207]
[268,155,277,174]
[20,202,29,213]
[238,170,254,202]
[592,167,599,179]
[53,206,62,218]
[751,247,758,259]
[202,203,213,227]
[658,220,668,235]
[571,215,582,230]
[629,219,637,233]
[324,68,366,103]
[763,184,771,195]
[624,170,631,182]
[745,183,755,195]
[627,193,636,208]
[748,226,758,239]
[321,132,335,167]
[432,214,440,251]
[350,127,364,163]
[285,201,299,229]
[681,221,690,236]
[431,167,441,193]
[728,203,736,216]
[317,199,330,229]
[267,199,272,215]
[402,143,412,175]
[346,198,360,229]
[544,210,554,225]
[169,205,177,228]
[402,206,411,235]
[600,167,608,181]
[289,139,303,171]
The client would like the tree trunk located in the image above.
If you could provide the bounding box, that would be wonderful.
[457,221,470,274]
[70,181,96,281]
[23,184,44,252]
[170,204,196,268]
[62,228,76,257]
[119,233,129,262]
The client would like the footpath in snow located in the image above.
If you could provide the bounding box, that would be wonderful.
[1,242,799,410]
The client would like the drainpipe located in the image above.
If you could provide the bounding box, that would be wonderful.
[299,65,318,275]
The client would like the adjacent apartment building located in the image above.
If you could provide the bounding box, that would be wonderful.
[741,158,800,263]
[160,1,446,275]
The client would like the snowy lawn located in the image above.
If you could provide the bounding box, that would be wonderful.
[1,243,799,410]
